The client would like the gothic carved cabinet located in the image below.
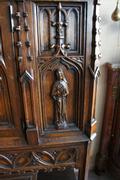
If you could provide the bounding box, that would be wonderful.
[0,0,101,179]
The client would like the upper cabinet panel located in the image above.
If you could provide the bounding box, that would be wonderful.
[34,2,86,56]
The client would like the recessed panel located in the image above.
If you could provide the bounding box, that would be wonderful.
[35,2,86,56]
[43,67,78,130]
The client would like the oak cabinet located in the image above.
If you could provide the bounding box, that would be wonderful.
[0,0,101,179]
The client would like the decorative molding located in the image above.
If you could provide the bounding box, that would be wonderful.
[32,149,76,165]
[0,28,6,68]
[9,5,15,33]
[20,70,35,129]
[38,56,83,72]
[0,148,77,173]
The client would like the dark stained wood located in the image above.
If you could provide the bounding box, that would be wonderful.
[0,0,100,179]
[95,63,120,180]
[0,1,26,146]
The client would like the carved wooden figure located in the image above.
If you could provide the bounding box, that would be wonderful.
[0,0,101,179]
[52,68,69,129]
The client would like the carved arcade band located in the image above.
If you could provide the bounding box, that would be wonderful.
[52,68,69,129]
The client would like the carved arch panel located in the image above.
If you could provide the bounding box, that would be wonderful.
[35,2,86,56]
[38,56,84,132]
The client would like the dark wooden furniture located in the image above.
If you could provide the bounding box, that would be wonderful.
[0,0,101,179]
[95,63,120,179]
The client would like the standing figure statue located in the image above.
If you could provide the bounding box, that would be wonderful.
[52,68,69,129]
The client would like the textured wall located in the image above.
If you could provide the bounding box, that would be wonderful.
[90,0,120,169]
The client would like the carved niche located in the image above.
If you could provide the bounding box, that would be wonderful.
[33,2,86,132]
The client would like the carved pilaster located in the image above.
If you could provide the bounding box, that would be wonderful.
[86,0,101,140]
[19,67,39,144]
[20,70,34,127]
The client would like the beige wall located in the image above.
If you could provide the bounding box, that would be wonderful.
[90,0,120,169]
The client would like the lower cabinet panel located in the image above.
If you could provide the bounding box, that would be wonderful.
[0,142,88,179]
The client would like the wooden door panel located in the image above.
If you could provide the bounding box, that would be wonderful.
[32,2,87,134]
[0,2,25,145]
